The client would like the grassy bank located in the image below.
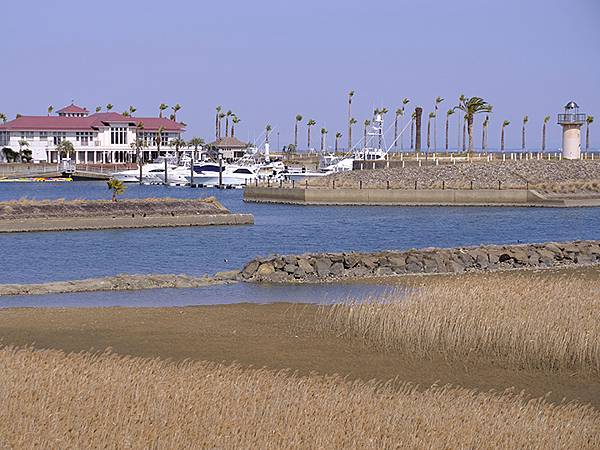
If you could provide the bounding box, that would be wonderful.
[1,268,599,447]
[1,346,598,449]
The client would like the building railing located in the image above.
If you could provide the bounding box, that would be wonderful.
[558,113,586,124]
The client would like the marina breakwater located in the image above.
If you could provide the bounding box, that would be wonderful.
[243,186,600,207]
[239,240,600,283]
[0,197,253,232]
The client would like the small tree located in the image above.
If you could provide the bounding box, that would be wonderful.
[335,132,342,151]
[107,179,125,202]
[454,96,493,154]
[306,119,316,149]
[18,139,29,162]
[56,140,75,161]
[542,115,550,151]
[501,120,510,151]
[320,128,328,151]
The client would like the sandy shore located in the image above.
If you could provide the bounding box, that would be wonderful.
[0,272,238,296]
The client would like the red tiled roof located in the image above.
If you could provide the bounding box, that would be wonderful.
[0,113,185,132]
[57,104,89,114]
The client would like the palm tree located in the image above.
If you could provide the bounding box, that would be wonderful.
[434,96,444,151]
[542,115,550,151]
[454,96,493,153]
[107,179,125,202]
[445,109,455,152]
[348,117,357,150]
[306,119,316,149]
[482,115,490,150]
[410,111,416,150]
[18,139,29,162]
[294,114,303,149]
[427,112,435,153]
[155,126,165,155]
[335,132,342,151]
[129,105,136,116]
[218,112,225,139]
[378,107,388,148]
[159,103,169,118]
[95,106,102,113]
[188,137,204,151]
[400,98,410,149]
[320,128,328,151]
[131,122,147,173]
[122,111,130,117]
[521,115,529,150]
[586,115,594,151]
[215,106,222,140]
[171,103,182,122]
[0,113,6,124]
[458,94,465,151]
[47,105,53,116]
[347,90,354,150]
[501,120,510,151]
[363,119,370,147]
[56,140,75,161]
[265,124,272,144]
[225,110,232,137]
[231,116,240,137]
[394,108,403,148]
[106,104,113,111]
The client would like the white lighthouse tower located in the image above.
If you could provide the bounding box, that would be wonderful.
[558,101,586,160]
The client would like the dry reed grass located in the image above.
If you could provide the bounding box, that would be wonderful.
[0,346,598,449]
[322,274,600,375]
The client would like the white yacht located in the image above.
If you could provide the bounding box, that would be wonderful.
[187,164,258,186]
[112,161,177,183]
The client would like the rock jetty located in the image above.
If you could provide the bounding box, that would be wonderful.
[239,241,600,283]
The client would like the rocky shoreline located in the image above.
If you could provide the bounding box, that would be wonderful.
[0,273,238,297]
[238,241,600,283]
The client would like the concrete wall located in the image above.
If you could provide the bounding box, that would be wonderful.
[243,187,563,207]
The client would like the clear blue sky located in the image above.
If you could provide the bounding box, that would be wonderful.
[3,0,599,150]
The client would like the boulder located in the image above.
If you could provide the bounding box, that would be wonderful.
[284,264,297,274]
[330,262,345,277]
[315,258,333,278]
[297,258,315,274]
[256,263,275,277]
[241,260,259,278]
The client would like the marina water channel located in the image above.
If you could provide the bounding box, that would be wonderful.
[1,181,599,307]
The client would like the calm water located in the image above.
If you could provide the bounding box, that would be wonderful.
[0,283,400,308]
[0,181,599,288]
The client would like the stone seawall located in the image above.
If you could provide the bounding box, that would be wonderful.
[239,241,600,283]
[243,187,578,207]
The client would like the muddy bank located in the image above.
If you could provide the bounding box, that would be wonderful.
[0,197,254,232]
[0,272,238,297]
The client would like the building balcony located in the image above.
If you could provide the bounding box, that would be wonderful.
[558,113,586,125]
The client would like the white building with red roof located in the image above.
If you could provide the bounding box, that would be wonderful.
[0,104,185,163]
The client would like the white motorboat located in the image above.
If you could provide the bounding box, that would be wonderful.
[191,164,258,186]
[112,161,177,183]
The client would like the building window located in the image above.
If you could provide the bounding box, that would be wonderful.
[110,127,127,145]
[39,131,48,140]
[0,131,9,146]
[53,132,66,145]
[20,131,34,140]
[76,132,93,146]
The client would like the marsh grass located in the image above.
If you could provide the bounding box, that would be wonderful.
[322,274,600,375]
[0,346,598,449]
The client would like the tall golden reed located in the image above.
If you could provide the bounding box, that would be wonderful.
[323,274,600,374]
[0,346,598,449]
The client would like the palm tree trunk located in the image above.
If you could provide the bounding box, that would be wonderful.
[433,114,437,151]
[307,127,312,149]
[215,114,219,140]
[400,116,404,150]
[542,124,546,151]
[410,119,414,150]
[225,117,229,138]
[445,116,449,152]
[462,118,466,152]
[335,138,338,151]
[349,125,353,151]
[501,127,505,151]
[522,126,525,150]
[586,124,590,150]
[232,125,235,137]
[294,122,298,148]
[415,108,422,152]
[363,125,367,148]
[467,115,474,153]
[394,116,398,148]
[427,117,431,153]
[347,101,352,151]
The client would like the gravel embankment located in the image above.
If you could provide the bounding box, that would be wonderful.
[309,160,600,191]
